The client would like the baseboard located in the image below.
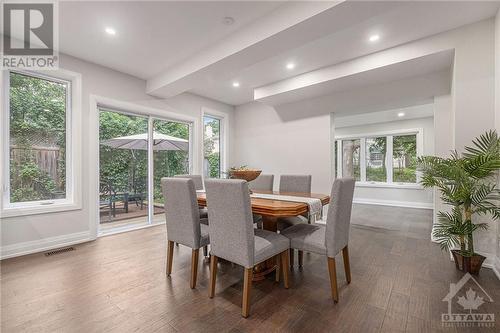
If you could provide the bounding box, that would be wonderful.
[353,198,433,209]
[1,231,93,260]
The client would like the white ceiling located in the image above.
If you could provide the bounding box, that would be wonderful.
[54,1,500,106]
[59,1,285,79]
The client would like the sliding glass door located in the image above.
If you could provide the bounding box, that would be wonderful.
[98,108,191,232]
[152,119,191,223]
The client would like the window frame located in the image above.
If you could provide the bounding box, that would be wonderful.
[335,128,423,189]
[201,107,228,178]
[1,69,82,217]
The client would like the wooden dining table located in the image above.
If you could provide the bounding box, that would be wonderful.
[197,190,330,280]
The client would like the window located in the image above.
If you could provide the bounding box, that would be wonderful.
[365,137,387,182]
[335,130,421,186]
[8,71,68,203]
[2,69,81,217]
[393,134,417,183]
[203,115,222,178]
[341,139,361,181]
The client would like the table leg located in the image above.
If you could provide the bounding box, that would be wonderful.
[253,215,278,281]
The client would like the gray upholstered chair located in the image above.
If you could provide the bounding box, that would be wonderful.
[174,174,208,220]
[174,174,203,190]
[249,174,274,192]
[280,178,355,302]
[249,174,274,229]
[205,179,290,318]
[279,174,312,193]
[161,178,210,289]
[277,174,312,236]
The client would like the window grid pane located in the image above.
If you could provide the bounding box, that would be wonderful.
[203,116,221,178]
[9,72,68,203]
[341,139,361,181]
[365,137,387,182]
[393,134,417,183]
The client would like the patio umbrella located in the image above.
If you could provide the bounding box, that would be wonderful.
[101,131,189,151]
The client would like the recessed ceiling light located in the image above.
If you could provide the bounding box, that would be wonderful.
[105,27,116,35]
[232,81,240,87]
[222,17,235,25]
[286,62,295,70]
[398,112,405,117]
[369,34,380,42]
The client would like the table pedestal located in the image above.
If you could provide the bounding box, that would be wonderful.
[253,215,279,281]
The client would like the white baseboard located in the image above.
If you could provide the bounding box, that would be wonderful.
[353,198,433,209]
[1,231,93,260]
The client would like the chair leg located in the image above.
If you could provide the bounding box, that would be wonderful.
[242,267,253,318]
[289,249,294,268]
[208,255,218,298]
[298,250,303,268]
[327,257,339,303]
[342,245,351,284]
[166,240,174,276]
[281,250,290,289]
[190,249,199,289]
[275,254,280,283]
[203,245,208,257]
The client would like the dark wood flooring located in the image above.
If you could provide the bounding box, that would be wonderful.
[2,204,499,332]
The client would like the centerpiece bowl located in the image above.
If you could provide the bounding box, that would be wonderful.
[228,169,262,182]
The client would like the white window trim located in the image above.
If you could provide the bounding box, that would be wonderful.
[1,69,82,218]
[201,107,228,178]
[335,128,424,189]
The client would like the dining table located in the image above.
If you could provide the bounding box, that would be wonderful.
[197,190,330,281]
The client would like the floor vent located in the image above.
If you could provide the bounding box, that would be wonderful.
[45,247,75,256]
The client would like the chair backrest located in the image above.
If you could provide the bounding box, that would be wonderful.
[174,174,203,190]
[205,179,255,268]
[324,178,355,257]
[279,174,312,193]
[161,177,203,249]
[249,174,274,191]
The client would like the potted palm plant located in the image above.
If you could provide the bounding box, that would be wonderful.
[418,130,500,274]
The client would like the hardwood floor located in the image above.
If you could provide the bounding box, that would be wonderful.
[2,204,499,332]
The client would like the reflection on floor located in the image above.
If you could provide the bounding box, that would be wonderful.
[2,204,499,332]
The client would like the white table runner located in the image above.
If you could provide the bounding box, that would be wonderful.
[250,193,323,223]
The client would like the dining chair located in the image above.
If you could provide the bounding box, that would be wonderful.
[277,174,312,234]
[280,178,355,302]
[174,174,208,219]
[249,174,274,228]
[205,179,290,318]
[161,177,210,289]
[249,174,274,192]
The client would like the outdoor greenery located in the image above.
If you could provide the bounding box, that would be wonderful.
[366,137,387,182]
[203,116,221,178]
[99,111,190,205]
[9,72,67,202]
[418,130,500,256]
[393,134,417,183]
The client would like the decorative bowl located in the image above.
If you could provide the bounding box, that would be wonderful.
[228,169,262,182]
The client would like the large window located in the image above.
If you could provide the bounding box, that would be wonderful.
[203,115,222,178]
[335,131,421,185]
[2,71,78,214]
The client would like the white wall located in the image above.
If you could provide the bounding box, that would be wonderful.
[334,107,435,209]
[232,102,332,194]
[0,53,233,258]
